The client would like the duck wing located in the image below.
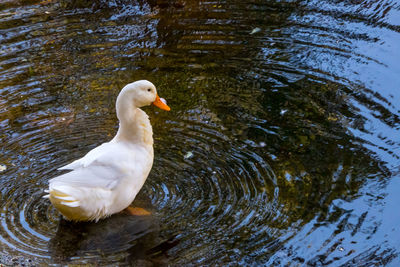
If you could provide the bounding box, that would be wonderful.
[51,142,151,189]
[50,164,123,189]
[58,142,114,170]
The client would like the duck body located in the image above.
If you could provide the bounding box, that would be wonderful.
[45,80,170,221]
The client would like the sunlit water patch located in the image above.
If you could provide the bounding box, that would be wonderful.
[1,0,400,265]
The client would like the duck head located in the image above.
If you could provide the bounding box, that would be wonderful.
[117,80,170,111]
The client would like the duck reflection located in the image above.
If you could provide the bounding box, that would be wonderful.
[49,206,179,265]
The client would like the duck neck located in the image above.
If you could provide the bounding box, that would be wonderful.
[112,96,154,146]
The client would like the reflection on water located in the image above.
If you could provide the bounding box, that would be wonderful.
[1,0,400,265]
[49,212,178,265]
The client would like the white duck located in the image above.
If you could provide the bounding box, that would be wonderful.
[44,80,170,221]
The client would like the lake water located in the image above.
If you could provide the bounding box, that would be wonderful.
[1,0,400,265]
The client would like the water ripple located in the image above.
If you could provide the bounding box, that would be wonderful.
[1,0,400,265]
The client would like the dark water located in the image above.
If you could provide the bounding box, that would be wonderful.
[1,0,400,265]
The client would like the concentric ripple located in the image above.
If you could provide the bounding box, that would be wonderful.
[145,114,282,263]
[1,0,400,265]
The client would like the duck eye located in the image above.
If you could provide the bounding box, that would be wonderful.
[147,88,151,92]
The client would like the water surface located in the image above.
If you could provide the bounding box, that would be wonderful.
[1,0,400,265]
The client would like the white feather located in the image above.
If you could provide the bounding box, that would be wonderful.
[61,201,80,207]
[52,195,76,201]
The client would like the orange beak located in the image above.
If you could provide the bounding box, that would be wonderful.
[152,94,171,111]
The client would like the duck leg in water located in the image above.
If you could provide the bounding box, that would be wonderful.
[124,207,151,216]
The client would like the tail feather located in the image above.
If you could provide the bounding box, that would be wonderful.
[60,201,80,207]
[52,195,76,201]
[48,185,88,220]
[49,185,81,208]
[46,183,111,221]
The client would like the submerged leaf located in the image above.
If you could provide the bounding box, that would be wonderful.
[250,27,261,35]
[0,164,6,172]
[184,152,193,159]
